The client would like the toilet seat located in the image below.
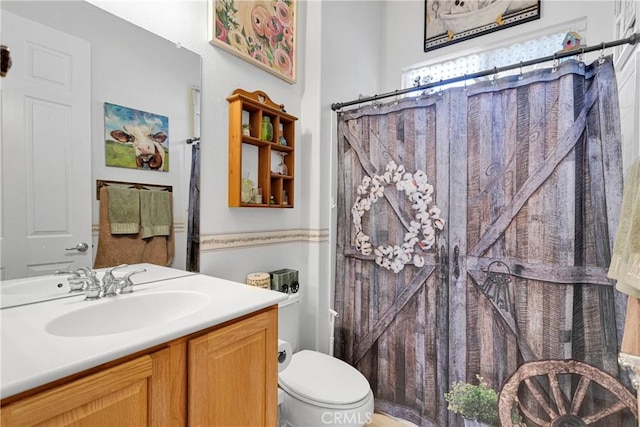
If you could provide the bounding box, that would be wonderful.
[278,350,371,408]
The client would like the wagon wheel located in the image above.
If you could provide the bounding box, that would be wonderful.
[498,359,638,426]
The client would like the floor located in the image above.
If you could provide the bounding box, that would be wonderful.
[369,412,419,427]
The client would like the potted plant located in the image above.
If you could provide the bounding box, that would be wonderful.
[242,123,251,136]
[444,375,500,427]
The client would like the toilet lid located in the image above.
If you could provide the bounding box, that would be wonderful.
[278,350,371,405]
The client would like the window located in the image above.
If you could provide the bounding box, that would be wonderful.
[403,28,585,93]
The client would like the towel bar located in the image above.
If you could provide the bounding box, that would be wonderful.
[96,179,172,200]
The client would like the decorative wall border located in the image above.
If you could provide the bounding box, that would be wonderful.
[200,228,329,251]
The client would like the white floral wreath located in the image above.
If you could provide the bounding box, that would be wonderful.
[352,161,445,273]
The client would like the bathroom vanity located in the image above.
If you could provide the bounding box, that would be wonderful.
[0,269,286,426]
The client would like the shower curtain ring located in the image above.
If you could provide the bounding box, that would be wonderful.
[518,61,524,80]
[578,47,585,67]
[551,53,558,73]
[463,74,468,91]
[437,79,443,96]
[393,90,399,105]
[491,66,498,85]
[598,42,606,65]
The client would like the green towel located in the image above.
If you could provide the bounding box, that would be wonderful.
[140,190,172,239]
[608,160,640,298]
[108,187,140,234]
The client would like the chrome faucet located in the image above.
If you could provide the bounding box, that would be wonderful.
[55,267,98,293]
[83,276,102,300]
[55,269,84,293]
[102,264,129,297]
[55,265,146,300]
[103,268,147,297]
[122,269,147,294]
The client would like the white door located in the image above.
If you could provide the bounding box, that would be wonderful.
[1,11,92,279]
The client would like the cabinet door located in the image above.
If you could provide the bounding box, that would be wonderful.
[2,356,152,426]
[188,307,278,427]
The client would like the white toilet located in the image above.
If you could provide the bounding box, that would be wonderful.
[278,293,375,427]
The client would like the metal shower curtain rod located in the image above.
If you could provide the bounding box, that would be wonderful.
[330,32,639,111]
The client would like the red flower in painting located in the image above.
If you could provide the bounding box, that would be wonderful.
[275,1,292,27]
[252,49,270,66]
[275,48,292,76]
[267,14,282,36]
[251,4,270,37]
[216,20,228,42]
[282,27,294,49]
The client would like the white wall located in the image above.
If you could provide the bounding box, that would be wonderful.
[87,0,385,352]
[617,49,640,174]
[318,1,384,351]
[85,0,630,356]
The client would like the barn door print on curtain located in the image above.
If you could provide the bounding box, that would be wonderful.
[335,57,637,427]
[336,91,453,425]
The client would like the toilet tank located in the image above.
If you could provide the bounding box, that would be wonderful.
[278,292,301,352]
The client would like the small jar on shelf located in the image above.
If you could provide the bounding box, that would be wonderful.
[261,117,273,141]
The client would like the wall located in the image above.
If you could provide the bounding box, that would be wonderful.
[376,0,638,181]
[318,1,384,351]
[87,0,384,352]
[88,0,634,356]
[379,1,615,92]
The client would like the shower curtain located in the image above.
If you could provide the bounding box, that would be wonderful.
[335,57,636,426]
[186,142,200,272]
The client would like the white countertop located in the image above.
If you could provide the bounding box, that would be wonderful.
[1,272,286,399]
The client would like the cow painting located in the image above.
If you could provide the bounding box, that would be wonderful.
[104,103,169,171]
[110,125,167,170]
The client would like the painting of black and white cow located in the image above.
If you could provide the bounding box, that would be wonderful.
[104,103,169,171]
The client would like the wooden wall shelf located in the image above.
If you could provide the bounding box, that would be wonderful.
[227,89,297,208]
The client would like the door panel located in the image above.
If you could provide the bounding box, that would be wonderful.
[1,11,92,279]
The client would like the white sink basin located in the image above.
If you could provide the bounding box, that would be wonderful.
[0,276,76,309]
[45,290,211,337]
[1,276,70,296]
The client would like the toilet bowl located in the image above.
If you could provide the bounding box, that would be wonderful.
[278,293,374,427]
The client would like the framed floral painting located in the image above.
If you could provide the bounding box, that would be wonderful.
[209,0,296,84]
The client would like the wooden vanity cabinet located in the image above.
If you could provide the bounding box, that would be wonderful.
[1,306,278,427]
[188,305,278,426]
[1,356,154,426]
